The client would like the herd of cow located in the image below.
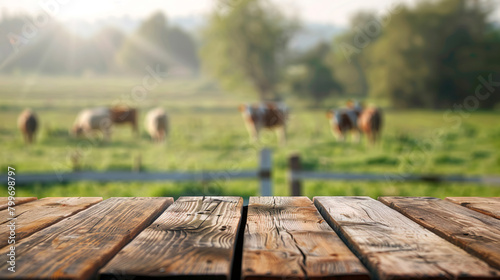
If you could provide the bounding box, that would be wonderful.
[17,107,168,144]
[17,100,382,145]
[239,100,383,145]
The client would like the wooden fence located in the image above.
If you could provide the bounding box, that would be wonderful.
[6,150,500,197]
[288,153,500,196]
[2,149,273,196]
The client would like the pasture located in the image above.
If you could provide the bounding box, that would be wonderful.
[1,76,499,199]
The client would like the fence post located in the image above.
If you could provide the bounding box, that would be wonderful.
[259,148,272,196]
[132,154,142,172]
[289,154,302,196]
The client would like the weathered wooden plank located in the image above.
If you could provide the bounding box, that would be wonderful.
[380,196,500,270]
[315,196,500,280]
[0,197,37,210]
[446,197,500,219]
[242,196,369,280]
[100,196,242,280]
[0,197,173,280]
[0,197,102,248]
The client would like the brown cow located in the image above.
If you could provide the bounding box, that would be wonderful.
[346,100,383,144]
[239,102,288,145]
[18,109,38,144]
[358,107,383,144]
[109,106,138,135]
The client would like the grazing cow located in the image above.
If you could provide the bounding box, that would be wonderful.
[110,106,138,135]
[345,100,383,144]
[326,108,360,142]
[238,102,288,145]
[358,107,383,144]
[71,107,112,141]
[18,109,38,144]
[145,108,168,143]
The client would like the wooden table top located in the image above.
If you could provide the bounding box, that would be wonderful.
[0,196,499,280]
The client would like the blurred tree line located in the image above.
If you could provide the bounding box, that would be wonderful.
[327,0,499,108]
[0,11,199,75]
[202,0,500,108]
[1,0,499,109]
[358,0,500,109]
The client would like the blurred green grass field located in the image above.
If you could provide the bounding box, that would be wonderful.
[1,76,500,199]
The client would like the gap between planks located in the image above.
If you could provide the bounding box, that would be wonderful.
[0,197,102,248]
[100,196,243,280]
[0,197,37,210]
[445,197,500,219]
[0,197,173,280]
[315,196,500,280]
[380,196,500,270]
[242,196,369,280]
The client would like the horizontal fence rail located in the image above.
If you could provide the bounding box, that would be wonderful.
[288,154,500,196]
[3,149,273,196]
[293,171,500,184]
[5,170,260,184]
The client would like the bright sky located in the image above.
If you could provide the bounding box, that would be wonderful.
[0,0,498,26]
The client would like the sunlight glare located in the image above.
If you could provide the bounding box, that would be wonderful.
[60,0,118,21]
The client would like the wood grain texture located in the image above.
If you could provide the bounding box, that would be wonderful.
[0,197,37,210]
[0,197,102,248]
[100,196,243,280]
[242,196,369,280]
[315,196,500,280]
[445,197,500,219]
[380,196,500,270]
[0,197,173,280]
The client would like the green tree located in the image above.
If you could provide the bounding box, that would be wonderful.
[117,12,199,74]
[330,11,381,97]
[165,27,199,72]
[201,0,297,101]
[366,0,499,108]
[81,27,125,73]
[284,42,342,106]
[117,12,172,72]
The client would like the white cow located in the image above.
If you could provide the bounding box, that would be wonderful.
[71,107,112,141]
[145,108,168,143]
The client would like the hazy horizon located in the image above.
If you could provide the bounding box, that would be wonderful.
[0,0,436,27]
